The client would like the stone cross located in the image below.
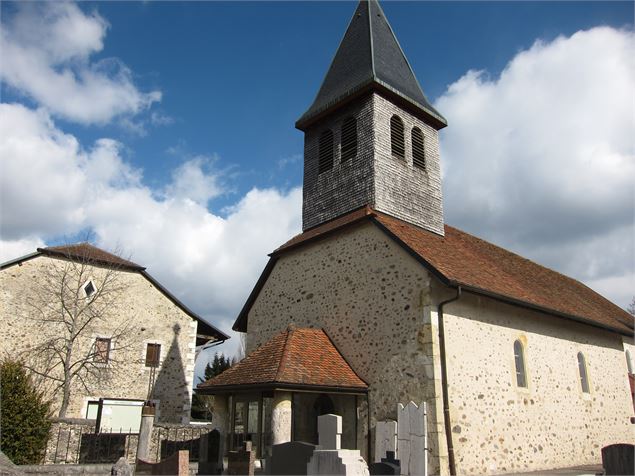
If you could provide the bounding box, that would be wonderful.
[374,420,397,463]
[317,414,342,450]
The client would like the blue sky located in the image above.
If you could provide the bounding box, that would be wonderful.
[1,1,633,366]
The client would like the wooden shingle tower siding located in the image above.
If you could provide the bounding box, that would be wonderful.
[298,0,446,235]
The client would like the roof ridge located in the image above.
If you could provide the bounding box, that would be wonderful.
[275,326,294,381]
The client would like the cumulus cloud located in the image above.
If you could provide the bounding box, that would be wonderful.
[436,26,634,307]
[0,103,302,357]
[0,2,161,125]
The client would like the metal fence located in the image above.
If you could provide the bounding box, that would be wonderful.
[44,425,138,464]
[154,426,211,462]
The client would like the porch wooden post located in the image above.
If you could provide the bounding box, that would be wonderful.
[271,391,292,445]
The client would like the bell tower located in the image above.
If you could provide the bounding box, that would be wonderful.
[296,0,447,235]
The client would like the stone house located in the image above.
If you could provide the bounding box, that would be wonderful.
[0,243,228,427]
[198,1,634,474]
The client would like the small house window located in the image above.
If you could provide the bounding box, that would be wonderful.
[84,280,96,298]
[390,115,405,159]
[577,352,590,393]
[145,343,161,368]
[318,129,334,173]
[94,338,111,364]
[513,340,527,388]
[412,127,426,170]
[626,350,633,374]
[340,117,357,162]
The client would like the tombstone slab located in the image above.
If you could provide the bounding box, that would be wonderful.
[267,441,316,475]
[227,441,255,476]
[397,402,427,476]
[307,449,369,476]
[318,414,342,450]
[374,421,397,463]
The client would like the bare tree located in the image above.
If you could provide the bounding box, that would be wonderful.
[627,296,635,317]
[21,245,137,418]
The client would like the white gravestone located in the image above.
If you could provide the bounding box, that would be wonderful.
[307,414,369,476]
[318,414,342,450]
[374,420,397,463]
[397,402,427,476]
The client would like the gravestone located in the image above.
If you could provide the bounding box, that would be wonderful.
[199,429,223,475]
[267,441,316,475]
[397,402,427,476]
[307,414,369,476]
[227,441,255,476]
[369,451,400,476]
[602,444,635,475]
[318,414,342,450]
[111,457,132,476]
[374,421,397,463]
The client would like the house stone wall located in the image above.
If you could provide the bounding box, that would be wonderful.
[372,93,444,236]
[0,255,198,424]
[439,290,635,475]
[245,222,449,474]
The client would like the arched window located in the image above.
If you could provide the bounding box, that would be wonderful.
[577,352,590,393]
[412,127,426,170]
[390,115,405,159]
[627,350,634,374]
[341,117,357,162]
[513,340,527,388]
[318,129,334,173]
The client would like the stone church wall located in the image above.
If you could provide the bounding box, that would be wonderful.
[245,222,449,474]
[440,291,634,475]
[0,256,198,424]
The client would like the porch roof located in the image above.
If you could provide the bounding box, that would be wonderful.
[197,327,368,394]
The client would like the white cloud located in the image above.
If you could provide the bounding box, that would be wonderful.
[0,2,161,125]
[436,26,635,307]
[0,237,46,263]
[0,102,302,359]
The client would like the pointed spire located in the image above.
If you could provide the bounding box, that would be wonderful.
[296,0,446,130]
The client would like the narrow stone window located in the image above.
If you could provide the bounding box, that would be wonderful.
[340,117,357,162]
[145,343,161,367]
[627,350,634,374]
[412,127,426,170]
[390,115,405,159]
[513,340,527,388]
[318,129,334,173]
[94,337,111,364]
[577,352,590,393]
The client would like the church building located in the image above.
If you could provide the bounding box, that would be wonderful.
[198,2,634,474]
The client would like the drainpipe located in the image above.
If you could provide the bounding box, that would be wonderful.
[438,286,461,476]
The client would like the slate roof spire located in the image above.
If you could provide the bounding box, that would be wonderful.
[296,0,446,130]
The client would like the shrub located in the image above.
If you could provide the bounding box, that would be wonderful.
[0,359,52,465]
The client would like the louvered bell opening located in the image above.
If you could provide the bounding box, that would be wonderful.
[390,115,405,159]
[318,129,334,174]
[412,127,426,170]
[340,117,357,162]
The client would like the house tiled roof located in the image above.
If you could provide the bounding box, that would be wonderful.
[198,327,368,393]
[39,243,144,271]
[234,208,633,336]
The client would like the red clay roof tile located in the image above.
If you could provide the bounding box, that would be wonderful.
[198,327,368,392]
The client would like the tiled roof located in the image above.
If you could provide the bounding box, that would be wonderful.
[198,327,368,393]
[235,208,633,336]
[296,1,446,130]
[39,243,144,271]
